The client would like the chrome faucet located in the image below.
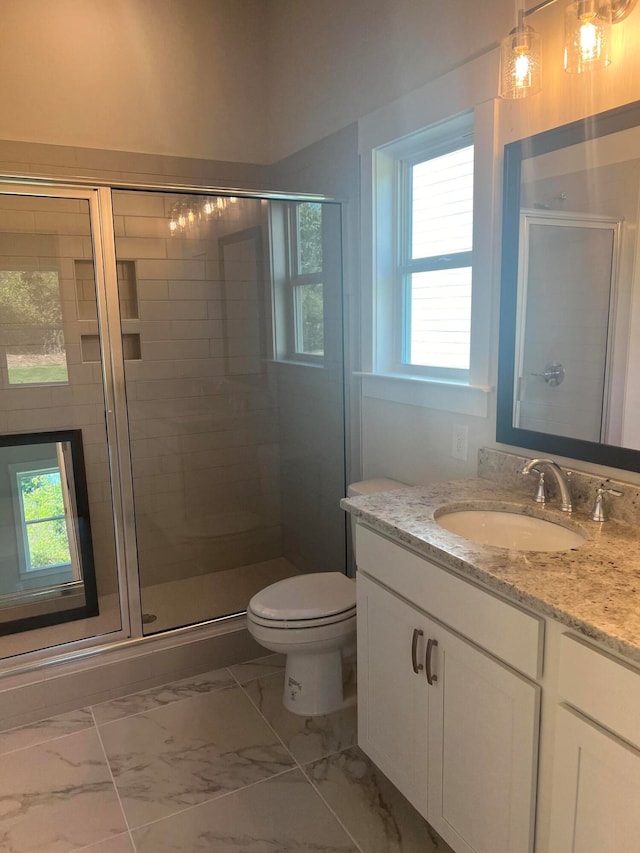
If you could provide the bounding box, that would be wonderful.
[521,458,573,513]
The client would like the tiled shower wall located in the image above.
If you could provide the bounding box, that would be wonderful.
[111,192,283,592]
[275,358,346,574]
[0,194,120,616]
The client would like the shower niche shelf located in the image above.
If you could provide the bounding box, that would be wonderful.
[74,259,139,320]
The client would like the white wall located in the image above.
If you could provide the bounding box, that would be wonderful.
[346,5,640,487]
[0,0,269,164]
[265,0,517,162]
[4,1,640,489]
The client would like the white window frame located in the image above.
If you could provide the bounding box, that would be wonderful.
[378,114,475,382]
[289,203,324,362]
[395,138,474,380]
[269,200,326,366]
[358,84,498,417]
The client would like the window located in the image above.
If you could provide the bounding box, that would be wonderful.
[269,200,343,368]
[9,458,77,580]
[291,202,324,359]
[0,270,68,385]
[369,115,476,386]
[17,466,71,572]
[398,140,474,379]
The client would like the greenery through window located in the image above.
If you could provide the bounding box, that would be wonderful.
[0,270,68,385]
[292,203,324,358]
[16,466,72,572]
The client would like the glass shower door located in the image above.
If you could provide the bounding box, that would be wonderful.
[0,187,126,658]
[113,191,291,633]
[112,190,346,634]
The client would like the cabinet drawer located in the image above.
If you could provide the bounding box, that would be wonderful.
[558,633,640,748]
[356,524,543,679]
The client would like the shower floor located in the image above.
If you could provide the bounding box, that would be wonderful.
[0,558,300,661]
[140,556,301,633]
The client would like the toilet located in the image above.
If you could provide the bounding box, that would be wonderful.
[247,478,405,716]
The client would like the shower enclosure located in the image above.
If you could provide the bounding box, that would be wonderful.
[0,183,346,666]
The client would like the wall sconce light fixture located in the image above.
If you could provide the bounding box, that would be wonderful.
[500,0,637,98]
[500,10,543,98]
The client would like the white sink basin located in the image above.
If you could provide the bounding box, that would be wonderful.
[435,505,587,552]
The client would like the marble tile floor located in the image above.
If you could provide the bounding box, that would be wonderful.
[0,652,453,853]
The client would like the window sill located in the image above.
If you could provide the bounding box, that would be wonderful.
[356,372,493,417]
[268,358,325,370]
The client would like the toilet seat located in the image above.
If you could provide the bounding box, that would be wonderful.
[248,605,356,630]
[247,572,355,630]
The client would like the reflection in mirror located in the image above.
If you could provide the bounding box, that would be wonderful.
[498,101,640,471]
[0,430,98,635]
[515,211,620,443]
[0,269,69,385]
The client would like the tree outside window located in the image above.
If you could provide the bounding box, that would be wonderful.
[293,203,324,358]
[0,270,68,385]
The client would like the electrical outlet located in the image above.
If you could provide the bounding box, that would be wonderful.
[451,424,468,462]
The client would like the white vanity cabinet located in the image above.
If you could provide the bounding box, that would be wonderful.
[357,574,429,815]
[547,635,640,853]
[356,525,541,853]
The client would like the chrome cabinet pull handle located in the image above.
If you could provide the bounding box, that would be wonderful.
[411,629,424,674]
[426,638,438,685]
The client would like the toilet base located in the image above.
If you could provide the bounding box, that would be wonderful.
[283,648,353,716]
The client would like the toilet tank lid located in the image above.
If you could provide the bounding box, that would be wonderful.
[248,572,355,621]
[347,478,406,497]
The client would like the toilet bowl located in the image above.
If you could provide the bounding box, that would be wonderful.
[248,572,356,716]
[246,478,405,717]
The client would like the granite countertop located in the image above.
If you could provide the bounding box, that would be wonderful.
[341,478,640,665]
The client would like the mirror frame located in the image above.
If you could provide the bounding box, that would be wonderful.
[0,428,99,635]
[497,99,640,473]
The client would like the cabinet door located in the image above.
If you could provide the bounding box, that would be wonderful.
[426,623,540,853]
[357,574,429,816]
[548,705,640,853]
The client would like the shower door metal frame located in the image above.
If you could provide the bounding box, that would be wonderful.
[0,175,346,678]
[0,182,139,661]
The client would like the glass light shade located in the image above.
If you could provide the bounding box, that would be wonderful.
[500,24,542,99]
[564,0,612,72]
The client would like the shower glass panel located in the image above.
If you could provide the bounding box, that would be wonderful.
[112,191,346,634]
[0,191,122,658]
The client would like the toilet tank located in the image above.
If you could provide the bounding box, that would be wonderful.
[347,478,406,562]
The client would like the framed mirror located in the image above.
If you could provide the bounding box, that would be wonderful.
[0,429,98,634]
[498,100,640,472]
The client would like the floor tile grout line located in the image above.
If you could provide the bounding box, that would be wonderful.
[92,653,284,728]
[70,831,134,853]
[91,663,238,713]
[0,667,238,751]
[297,750,367,853]
[236,672,360,777]
[92,675,238,728]
[235,677,301,769]
[123,765,299,837]
[90,706,138,852]
[0,719,96,757]
[89,662,299,843]
[228,664,285,690]
[236,671,365,853]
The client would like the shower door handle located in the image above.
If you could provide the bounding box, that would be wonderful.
[411,629,424,674]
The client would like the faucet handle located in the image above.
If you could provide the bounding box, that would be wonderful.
[532,469,546,503]
[590,483,624,522]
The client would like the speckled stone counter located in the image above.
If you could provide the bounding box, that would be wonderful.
[341,478,640,666]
